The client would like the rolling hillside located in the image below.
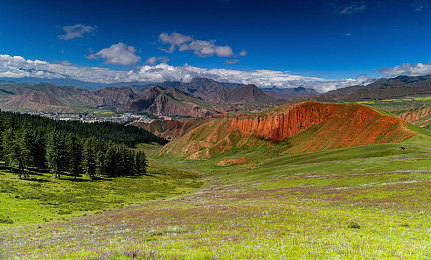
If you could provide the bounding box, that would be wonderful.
[160,101,416,160]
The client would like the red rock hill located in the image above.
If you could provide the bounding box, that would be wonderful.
[159,101,416,160]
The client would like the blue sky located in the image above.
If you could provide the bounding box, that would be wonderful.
[1,0,431,90]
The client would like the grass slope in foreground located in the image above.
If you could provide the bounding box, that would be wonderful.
[0,161,204,226]
[2,130,431,259]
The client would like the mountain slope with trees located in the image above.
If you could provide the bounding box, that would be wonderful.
[0,110,165,180]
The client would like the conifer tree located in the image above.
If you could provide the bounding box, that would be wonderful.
[32,129,46,169]
[46,131,67,179]
[134,151,147,176]
[66,134,82,180]
[104,143,118,177]
[82,137,97,180]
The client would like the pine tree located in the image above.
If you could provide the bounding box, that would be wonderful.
[3,128,30,179]
[104,143,118,177]
[82,137,97,180]
[95,149,106,177]
[46,131,67,179]
[32,129,46,169]
[66,134,82,180]
[134,151,147,176]
[21,127,36,168]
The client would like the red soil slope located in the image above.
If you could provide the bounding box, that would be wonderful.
[392,105,431,129]
[160,102,416,160]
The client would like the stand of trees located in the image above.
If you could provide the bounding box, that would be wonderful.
[0,111,156,180]
[3,112,167,146]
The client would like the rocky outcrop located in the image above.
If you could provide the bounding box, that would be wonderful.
[160,101,416,160]
[120,86,223,117]
[93,87,138,107]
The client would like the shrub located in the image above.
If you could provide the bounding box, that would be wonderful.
[0,215,13,224]
[348,221,361,229]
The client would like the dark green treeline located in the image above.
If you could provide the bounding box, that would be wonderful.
[0,111,164,180]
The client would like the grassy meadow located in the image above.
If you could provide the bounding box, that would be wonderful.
[1,131,431,259]
[0,159,205,227]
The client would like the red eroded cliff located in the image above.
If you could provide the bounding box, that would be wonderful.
[228,102,338,142]
[159,101,416,160]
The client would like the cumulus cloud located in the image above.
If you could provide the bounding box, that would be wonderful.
[239,50,247,56]
[379,62,431,77]
[158,32,192,53]
[58,24,97,40]
[159,32,237,57]
[87,43,141,65]
[145,56,169,65]
[0,54,373,92]
[0,54,136,83]
[215,46,234,57]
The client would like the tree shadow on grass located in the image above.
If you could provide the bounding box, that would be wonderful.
[26,177,50,183]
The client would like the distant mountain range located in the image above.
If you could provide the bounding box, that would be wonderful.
[0,77,285,115]
[315,74,431,102]
[0,82,138,112]
[261,86,319,99]
[4,74,431,117]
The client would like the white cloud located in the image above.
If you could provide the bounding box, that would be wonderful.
[159,32,192,53]
[58,24,97,40]
[0,54,373,92]
[145,56,169,65]
[215,46,234,57]
[239,50,247,56]
[379,62,431,77]
[226,59,240,64]
[326,1,368,15]
[60,60,72,66]
[340,1,367,15]
[0,54,136,83]
[303,75,373,92]
[159,32,236,57]
[88,43,141,65]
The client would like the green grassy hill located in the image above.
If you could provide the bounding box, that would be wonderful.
[3,133,431,259]
[3,102,431,259]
